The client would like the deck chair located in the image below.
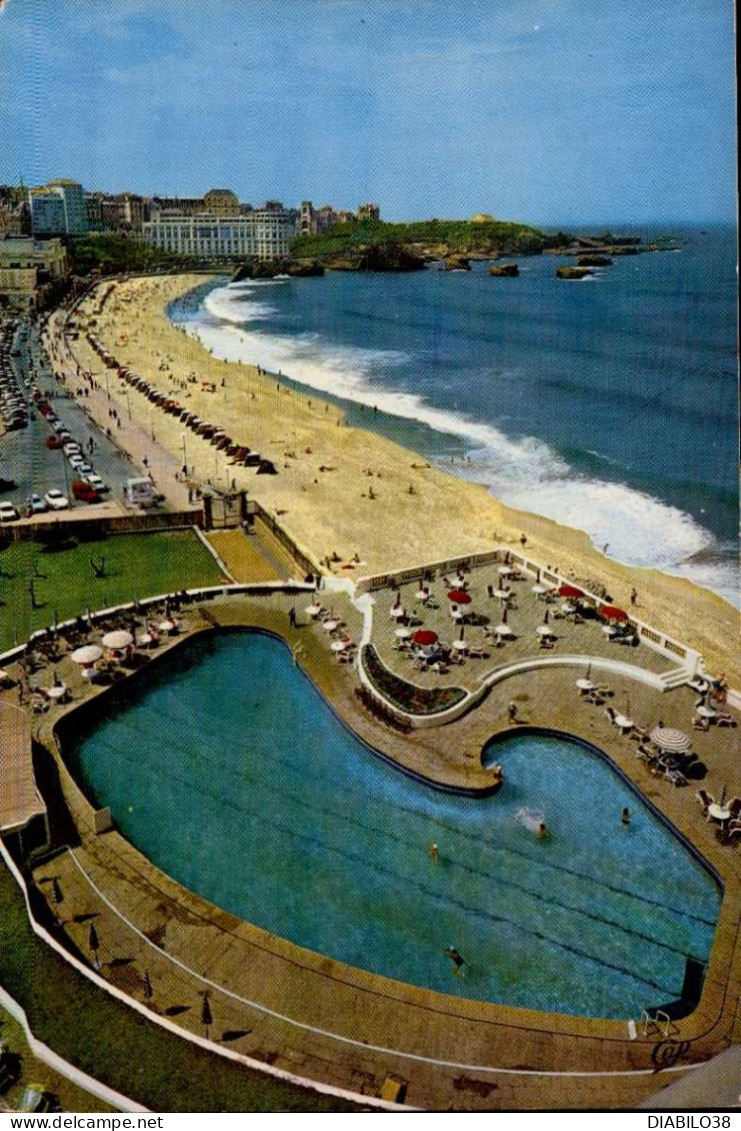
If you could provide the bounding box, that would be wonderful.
[695,788,714,815]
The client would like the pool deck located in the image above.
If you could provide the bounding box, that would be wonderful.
[4,583,741,1110]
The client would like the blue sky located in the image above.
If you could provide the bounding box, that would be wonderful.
[0,0,736,223]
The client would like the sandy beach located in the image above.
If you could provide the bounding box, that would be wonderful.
[67,273,739,685]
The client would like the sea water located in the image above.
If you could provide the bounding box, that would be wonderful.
[169,225,738,603]
[67,630,722,1019]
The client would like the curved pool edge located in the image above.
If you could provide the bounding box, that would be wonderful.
[18,599,741,1107]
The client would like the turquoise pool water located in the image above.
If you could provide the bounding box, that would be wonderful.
[67,630,721,1018]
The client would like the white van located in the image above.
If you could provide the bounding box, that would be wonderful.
[125,477,155,508]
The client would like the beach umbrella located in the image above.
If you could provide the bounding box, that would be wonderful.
[558,584,583,598]
[649,726,691,754]
[447,589,472,604]
[102,630,133,650]
[70,644,103,665]
[413,629,438,646]
[600,605,629,621]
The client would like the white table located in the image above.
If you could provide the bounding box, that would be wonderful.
[451,639,468,653]
[305,604,322,618]
[697,705,717,719]
[395,627,413,639]
[601,624,617,637]
[536,625,554,636]
[614,714,634,732]
[322,619,340,633]
[450,609,463,620]
[576,679,595,692]
[80,667,97,681]
[389,606,405,619]
[138,633,155,647]
[330,639,350,652]
[46,684,67,701]
[415,589,429,601]
[498,565,514,576]
[495,624,514,637]
[532,584,549,596]
[493,589,512,600]
[708,803,731,824]
[561,602,576,614]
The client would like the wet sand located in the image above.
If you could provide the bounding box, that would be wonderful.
[71,274,739,686]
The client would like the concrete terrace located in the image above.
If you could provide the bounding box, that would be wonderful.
[0,567,737,1111]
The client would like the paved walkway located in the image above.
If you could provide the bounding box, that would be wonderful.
[43,311,195,514]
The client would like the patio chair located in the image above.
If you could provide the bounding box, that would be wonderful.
[716,713,736,727]
[664,766,687,787]
[727,797,741,820]
[630,725,649,741]
[726,825,741,842]
[695,788,714,815]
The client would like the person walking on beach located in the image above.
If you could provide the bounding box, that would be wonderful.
[288,606,297,628]
[630,587,638,607]
[508,701,518,723]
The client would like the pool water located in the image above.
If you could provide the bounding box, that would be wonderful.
[67,630,721,1018]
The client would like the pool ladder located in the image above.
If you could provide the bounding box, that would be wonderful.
[640,1008,674,1038]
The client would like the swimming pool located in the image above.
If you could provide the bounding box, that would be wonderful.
[66,629,721,1019]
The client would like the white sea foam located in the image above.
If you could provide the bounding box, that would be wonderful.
[181,287,738,606]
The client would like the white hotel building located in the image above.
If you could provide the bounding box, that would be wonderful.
[142,208,295,261]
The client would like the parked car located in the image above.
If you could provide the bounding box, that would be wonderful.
[46,435,63,449]
[63,442,81,456]
[68,453,86,469]
[84,473,109,493]
[44,488,69,510]
[0,500,20,522]
[72,480,100,503]
[27,493,48,514]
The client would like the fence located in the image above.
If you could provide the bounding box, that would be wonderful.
[249,499,323,578]
[0,507,204,543]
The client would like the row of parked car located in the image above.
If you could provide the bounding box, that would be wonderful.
[0,323,111,523]
[0,317,29,432]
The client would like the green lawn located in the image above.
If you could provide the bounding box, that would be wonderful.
[0,531,224,652]
[0,862,360,1113]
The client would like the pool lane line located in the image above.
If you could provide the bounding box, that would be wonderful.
[77,723,710,983]
[66,846,704,1080]
[74,659,718,934]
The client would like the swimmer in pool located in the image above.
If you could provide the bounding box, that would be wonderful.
[443,947,467,976]
[537,822,549,840]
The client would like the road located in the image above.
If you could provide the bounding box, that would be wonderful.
[0,316,141,514]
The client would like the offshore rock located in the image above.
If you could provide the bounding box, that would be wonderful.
[556,266,594,280]
[576,254,612,267]
[489,262,519,277]
[443,254,472,271]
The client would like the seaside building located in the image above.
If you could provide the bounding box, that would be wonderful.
[357,202,380,221]
[142,207,295,261]
[0,185,30,235]
[28,179,87,235]
[0,234,68,307]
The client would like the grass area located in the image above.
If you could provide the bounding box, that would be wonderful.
[362,645,466,715]
[0,860,362,1113]
[0,531,223,652]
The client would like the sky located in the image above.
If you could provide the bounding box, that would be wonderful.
[0,0,736,224]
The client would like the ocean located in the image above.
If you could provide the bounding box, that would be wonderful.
[169,225,739,605]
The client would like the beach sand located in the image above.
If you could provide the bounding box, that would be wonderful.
[71,274,739,685]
